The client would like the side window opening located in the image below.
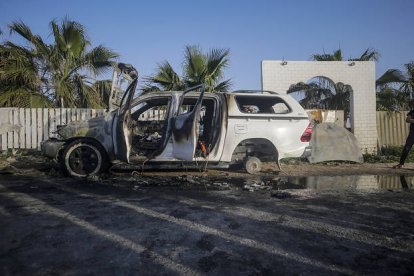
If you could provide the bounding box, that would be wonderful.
[272,102,290,114]
[181,97,217,157]
[130,97,170,157]
[235,96,291,114]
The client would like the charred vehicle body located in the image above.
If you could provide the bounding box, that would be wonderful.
[41,63,311,177]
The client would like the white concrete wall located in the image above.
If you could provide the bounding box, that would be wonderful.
[262,60,377,153]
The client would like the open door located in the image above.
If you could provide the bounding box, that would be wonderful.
[112,63,139,163]
[109,63,138,112]
[171,84,205,161]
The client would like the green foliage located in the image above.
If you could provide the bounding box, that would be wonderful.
[376,61,414,111]
[144,45,231,93]
[312,48,379,62]
[287,78,352,114]
[363,145,414,163]
[376,87,410,111]
[0,18,118,108]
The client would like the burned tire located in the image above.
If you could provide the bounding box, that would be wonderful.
[61,139,108,177]
[244,156,262,174]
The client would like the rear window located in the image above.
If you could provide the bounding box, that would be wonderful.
[235,96,291,114]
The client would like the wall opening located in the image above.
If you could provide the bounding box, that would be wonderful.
[287,76,353,130]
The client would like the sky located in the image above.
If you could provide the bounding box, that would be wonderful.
[0,0,413,90]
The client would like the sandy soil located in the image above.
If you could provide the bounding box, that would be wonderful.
[1,155,414,275]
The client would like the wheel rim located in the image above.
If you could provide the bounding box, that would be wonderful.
[245,157,261,174]
[66,144,101,176]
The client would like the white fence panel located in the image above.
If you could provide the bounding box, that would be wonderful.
[3,107,406,152]
[0,108,106,152]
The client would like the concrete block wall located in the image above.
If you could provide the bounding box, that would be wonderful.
[262,61,377,153]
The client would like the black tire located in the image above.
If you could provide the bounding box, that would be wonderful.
[244,156,262,174]
[61,139,109,177]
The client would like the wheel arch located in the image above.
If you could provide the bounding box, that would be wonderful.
[59,137,111,177]
[58,137,110,162]
[230,138,279,163]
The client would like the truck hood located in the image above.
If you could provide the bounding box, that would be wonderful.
[57,114,113,140]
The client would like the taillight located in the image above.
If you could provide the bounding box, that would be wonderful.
[300,123,313,142]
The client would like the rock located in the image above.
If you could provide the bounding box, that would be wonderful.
[243,178,271,191]
[212,182,230,190]
[271,191,293,199]
[48,168,59,177]
[86,175,101,182]
[6,156,16,163]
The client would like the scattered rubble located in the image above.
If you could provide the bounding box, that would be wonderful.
[243,178,272,192]
[270,191,294,199]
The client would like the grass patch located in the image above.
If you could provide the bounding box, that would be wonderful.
[363,145,414,163]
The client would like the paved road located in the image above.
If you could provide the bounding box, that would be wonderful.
[1,173,414,275]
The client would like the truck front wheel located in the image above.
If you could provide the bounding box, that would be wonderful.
[61,139,108,177]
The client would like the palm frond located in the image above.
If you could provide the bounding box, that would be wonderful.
[140,83,162,94]
[146,61,183,91]
[0,45,40,89]
[9,21,36,42]
[312,49,342,61]
[333,49,343,61]
[213,79,232,92]
[0,88,53,108]
[92,80,112,107]
[84,45,118,75]
[376,69,406,86]
[206,48,229,80]
[184,45,206,84]
[9,20,49,54]
[350,48,380,62]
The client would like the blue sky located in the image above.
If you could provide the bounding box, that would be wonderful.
[1,0,413,90]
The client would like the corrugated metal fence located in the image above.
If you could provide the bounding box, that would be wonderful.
[376,111,409,147]
[0,108,410,152]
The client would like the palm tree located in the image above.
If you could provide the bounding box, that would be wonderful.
[0,42,52,107]
[376,87,410,111]
[311,48,379,62]
[320,82,352,114]
[287,81,331,109]
[311,49,344,61]
[287,79,352,114]
[376,61,414,111]
[0,19,118,108]
[144,45,231,93]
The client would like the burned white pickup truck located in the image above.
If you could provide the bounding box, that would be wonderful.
[41,63,311,177]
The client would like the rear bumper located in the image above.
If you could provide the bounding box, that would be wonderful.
[41,139,65,159]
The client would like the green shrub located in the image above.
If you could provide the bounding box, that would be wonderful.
[363,145,414,163]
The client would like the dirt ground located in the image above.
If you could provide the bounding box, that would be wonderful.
[1,155,414,275]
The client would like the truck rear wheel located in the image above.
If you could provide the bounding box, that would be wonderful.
[244,156,262,174]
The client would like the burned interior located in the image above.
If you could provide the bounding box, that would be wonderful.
[130,97,172,158]
[129,95,221,160]
[181,96,221,158]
